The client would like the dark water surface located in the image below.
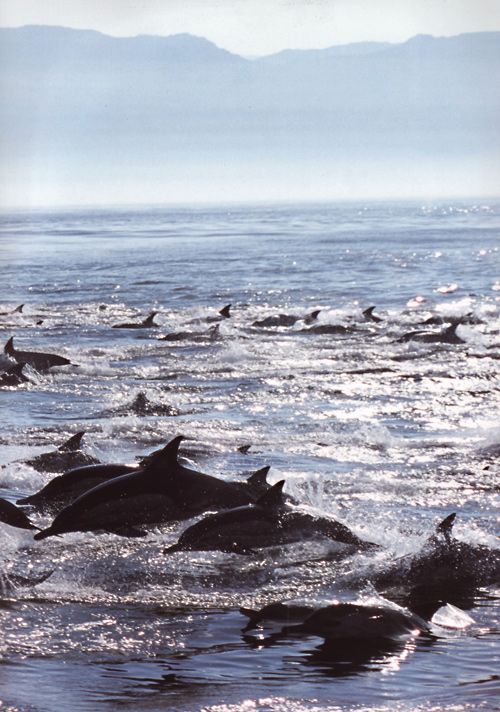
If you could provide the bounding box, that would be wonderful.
[0,201,499,711]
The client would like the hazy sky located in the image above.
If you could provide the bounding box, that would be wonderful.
[1,0,500,55]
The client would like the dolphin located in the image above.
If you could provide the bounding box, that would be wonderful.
[422,313,483,326]
[112,311,159,329]
[302,324,352,335]
[165,480,378,555]
[252,309,321,328]
[397,323,465,344]
[33,436,266,540]
[282,601,429,642]
[0,498,39,530]
[22,432,99,473]
[0,362,31,387]
[374,513,500,617]
[17,463,140,512]
[0,303,24,316]
[362,306,383,323]
[4,337,72,371]
[99,392,180,417]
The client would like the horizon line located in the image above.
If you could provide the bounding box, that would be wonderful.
[1,23,498,59]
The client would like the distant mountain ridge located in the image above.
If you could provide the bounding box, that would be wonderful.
[1,26,499,204]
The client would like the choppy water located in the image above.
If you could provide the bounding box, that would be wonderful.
[0,201,499,712]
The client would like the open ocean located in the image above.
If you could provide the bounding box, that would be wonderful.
[0,200,499,712]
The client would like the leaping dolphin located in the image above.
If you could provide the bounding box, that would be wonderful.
[33,436,269,539]
[165,480,378,555]
[4,337,72,371]
[17,463,140,512]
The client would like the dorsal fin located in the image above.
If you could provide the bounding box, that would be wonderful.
[132,391,148,409]
[219,304,231,318]
[4,337,15,355]
[436,513,456,542]
[143,311,158,326]
[363,306,376,318]
[256,479,285,508]
[246,465,271,488]
[308,309,321,320]
[147,435,184,468]
[59,431,85,452]
[13,303,24,313]
[444,323,459,335]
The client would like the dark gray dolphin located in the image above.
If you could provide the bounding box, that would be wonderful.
[0,498,38,530]
[0,303,24,316]
[112,311,159,329]
[397,323,465,344]
[33,436,265,540]
[374,513,500,617]
[4,337,72,371]
[302,324,352,335]
[282,602,429,642]
[422,313,483,326]
[0,362,31,387]
[17,463,140,512]
[159,324,220,342]
[362,306,383,323]
[23,432,99,473]
[99,392,180,417]
[252,309,321,328]
[166,480,378,555]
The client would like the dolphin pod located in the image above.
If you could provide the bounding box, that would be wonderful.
[32,436,274,539]
[165,480,378,555]
[4,337,73,371]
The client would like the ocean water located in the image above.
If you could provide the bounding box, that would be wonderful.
[0,200,499,712]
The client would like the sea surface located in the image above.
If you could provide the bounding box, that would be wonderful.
[0,201,499,712]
